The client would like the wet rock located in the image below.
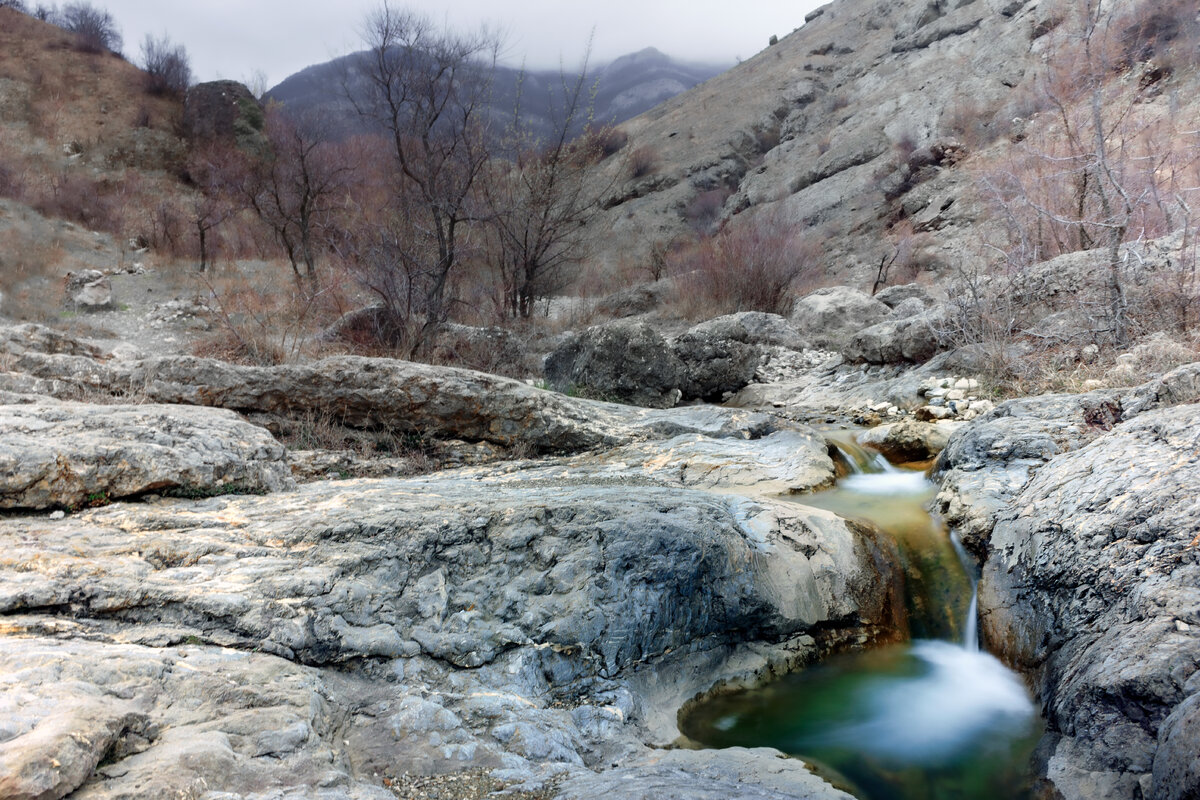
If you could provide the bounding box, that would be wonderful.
[858,418,957,462]
[934,374,1200,799]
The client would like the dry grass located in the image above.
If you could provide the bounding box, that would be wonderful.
[0,227,68,318]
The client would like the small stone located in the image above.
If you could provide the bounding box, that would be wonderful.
[915,404,952,421]
[1178,620,1191,632]
[49,510,65,520]
[945,389,966,401]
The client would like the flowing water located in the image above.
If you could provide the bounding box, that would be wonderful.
[680,433,1041,800]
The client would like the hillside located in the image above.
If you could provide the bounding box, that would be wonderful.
[584,0,1200,289]
[0,7,194,319]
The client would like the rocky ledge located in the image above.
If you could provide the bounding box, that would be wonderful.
[933,363,1200,799]
[0,333,901,800]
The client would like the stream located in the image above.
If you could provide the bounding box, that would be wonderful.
[680,434,1042,800]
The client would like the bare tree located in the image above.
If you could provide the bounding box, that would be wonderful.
[347,3,498,354]
[59,2,121,54]
[244,107,352,291]
[484,54,615,318]
[980,0,1200,349]
[140,33,191,97]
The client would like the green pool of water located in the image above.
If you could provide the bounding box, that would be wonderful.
[679,436,1041,800]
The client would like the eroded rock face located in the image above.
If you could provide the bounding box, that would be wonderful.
[0,401,294,509]
[0,328,776,454]
[0,445,900,799]
[933,369,1200,799]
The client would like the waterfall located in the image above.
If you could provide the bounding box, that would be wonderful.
[949,530,980,651]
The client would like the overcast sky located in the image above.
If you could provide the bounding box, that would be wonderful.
[94,1,826,89]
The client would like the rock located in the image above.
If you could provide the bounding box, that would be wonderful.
[789,286,894,352]
[874,283,936,310]
[844,307,946,364]
[593,282,672,318]
[0,452,903,798]
[933,374,1200,798]
[0,331,778,454]
[64,270,113,311]
[1153,694,1200,800]
[558,748,856,800]
[687,312,808,350]
[671,326,762,401]
[0,401,294,510]
[429,322,528,376]
[858,418,956,462]
[544,321,685,408]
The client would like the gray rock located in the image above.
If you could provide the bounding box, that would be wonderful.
[874,283,936,310]
[1153,693,1200,800]
[790,286,894,352]
[687,312,808,350]
[544,321,685,408]
[0,401,294,509]
[558,747,856,800]
[933,379,1200,798]
[0,450,901,799]
[64,270,113,311]
[0,330,774,454]
[671,327,762,401]
[844,307,946,364]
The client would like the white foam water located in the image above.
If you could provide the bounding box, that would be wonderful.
[819,641,1035,765]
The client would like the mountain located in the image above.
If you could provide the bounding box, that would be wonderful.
[264,47,727,141]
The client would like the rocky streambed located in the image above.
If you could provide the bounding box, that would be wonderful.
[1,324,1197,799]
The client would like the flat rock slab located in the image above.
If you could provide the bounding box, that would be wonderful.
[0,401,294,510]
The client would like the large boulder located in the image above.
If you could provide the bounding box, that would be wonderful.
[790,286,894,352]
[844,307,946,364]
[545,321,685,408]
[0,401,294,509]
[687,312,808,350]
[671,324,762,401]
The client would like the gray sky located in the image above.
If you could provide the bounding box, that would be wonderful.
[95,1,826,89]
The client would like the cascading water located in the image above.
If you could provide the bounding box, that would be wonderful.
[680,433,1041,800]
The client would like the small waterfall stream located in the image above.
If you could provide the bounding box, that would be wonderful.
[680,434,1040,800]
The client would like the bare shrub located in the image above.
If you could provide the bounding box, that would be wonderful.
[590,125,628,159]
[628,145,658,179]
[140,34,191,97]
[683,187,732,234]
[665,212,823,319]
[58,2,121,54]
